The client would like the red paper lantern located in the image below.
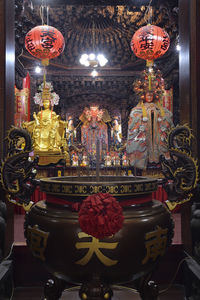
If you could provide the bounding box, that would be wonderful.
[130,24,170,63]
[25,25,65,65]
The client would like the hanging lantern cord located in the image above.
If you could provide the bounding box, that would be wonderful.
[148,73,152,91]
[47,5,49,26]
[146,60,154,91]
[40,0,50,66]
[144,0,153,25]
[145,0,153,90]
[40,0,49,26]
[92,20,95,52]
[40,4,44,25]
[43,66,46,88]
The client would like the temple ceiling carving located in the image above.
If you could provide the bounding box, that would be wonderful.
[16,0,178,68]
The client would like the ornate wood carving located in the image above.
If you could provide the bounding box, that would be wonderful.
[15,1,178,68]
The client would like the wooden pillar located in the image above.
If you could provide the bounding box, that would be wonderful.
[0,0,5,159]
[0,0,15,255]
[179,0,200,254]
[189,0,200,157]
[192,1,200,159]
[179,0,190,124]
[179,0,200,148]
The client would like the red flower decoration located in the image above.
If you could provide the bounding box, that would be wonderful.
[78,193,124,240]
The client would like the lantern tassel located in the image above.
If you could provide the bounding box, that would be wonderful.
[42,58,49,66]
[148,74,152,91]
[146,59,154,67]
[41,66,47,110]
[43,67,46,87]
[146,60,154,91]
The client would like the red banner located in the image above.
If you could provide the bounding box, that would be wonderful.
[23,72,30,121]
[161,88,173,113]
[14,73,30,126]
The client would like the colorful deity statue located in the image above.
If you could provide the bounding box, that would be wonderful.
[79,105,111,157]
[23,83,68,154]
[80,152,88,167]
[71,150,79,166]
[105,152,112,167]
[111,116,122,149]
[126,68,174,170]
[66,115,76,147]
[122,152,129,167]
[114,152,121,166]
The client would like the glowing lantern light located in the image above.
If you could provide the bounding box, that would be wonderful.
[25,25,65,66]
[130,24,170,66]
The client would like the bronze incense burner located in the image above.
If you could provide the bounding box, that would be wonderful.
[3,127,193,300]
[24,175,174,300]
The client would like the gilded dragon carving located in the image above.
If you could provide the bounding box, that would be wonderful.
[0,127,39,211]
[160,124,199,210]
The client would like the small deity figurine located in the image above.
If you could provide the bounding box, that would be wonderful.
[71,151,79,166]
[66,115,76,147]
[105,152,112,167]
[111,116,122,148]
[23,83,67,153]
[126,68,174,170]
[114,152,121,166]
[80,152,88,167]
[122,152,129,167]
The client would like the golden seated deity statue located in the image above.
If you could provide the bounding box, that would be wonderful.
[23,86,69,166]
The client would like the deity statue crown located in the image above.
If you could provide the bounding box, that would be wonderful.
[33,81,60,107]
[42,87,51,102]
[133,67,165,102]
